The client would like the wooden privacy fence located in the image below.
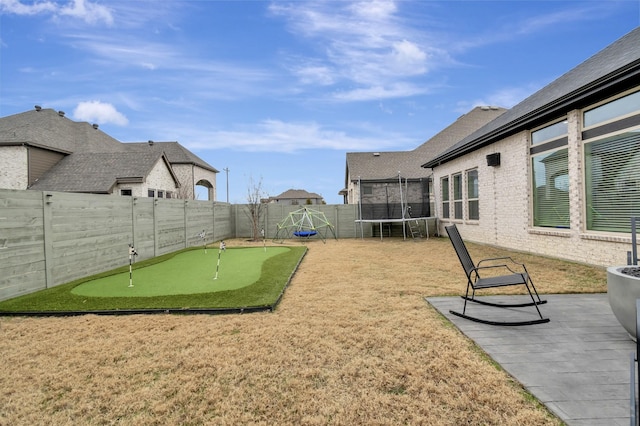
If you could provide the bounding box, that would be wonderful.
[0,189,363,301]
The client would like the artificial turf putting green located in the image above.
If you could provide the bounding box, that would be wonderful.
[72,247,291,298]
[0,245,306,312]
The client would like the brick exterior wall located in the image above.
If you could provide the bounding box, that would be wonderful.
[0,146,28,190]
[433,108,632,267]
[146,158,179,195]
[171,164,217,200]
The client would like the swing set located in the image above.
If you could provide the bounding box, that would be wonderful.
[273,206,337,243]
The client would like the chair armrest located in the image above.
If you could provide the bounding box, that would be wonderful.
[473,264,518,274]
[477,256,523,266]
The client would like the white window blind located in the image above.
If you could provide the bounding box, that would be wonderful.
[453,173,462,219]
[532,149,569,228]
[441,177,450,219]
[585,131,640,232]
[466,169,479,220]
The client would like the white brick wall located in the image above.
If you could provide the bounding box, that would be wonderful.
[433,110,632,267]
[146,157,179,194]
[169,164,217,200]
[193,167,217,201]
[0,146,28,190]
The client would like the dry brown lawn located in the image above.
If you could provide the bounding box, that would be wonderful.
[0,236,606,425]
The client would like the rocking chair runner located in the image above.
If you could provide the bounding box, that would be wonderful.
[445,224,549,326]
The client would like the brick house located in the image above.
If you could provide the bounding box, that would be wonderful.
[266,189,325,205]
[422,27,640,267]
[343,106,506,221]
[0,107,218,200]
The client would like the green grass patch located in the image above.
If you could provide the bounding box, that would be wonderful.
[0,246,307,312]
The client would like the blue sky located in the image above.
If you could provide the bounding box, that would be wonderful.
[1,0,639,204]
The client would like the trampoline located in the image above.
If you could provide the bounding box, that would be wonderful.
[355,217,437,241]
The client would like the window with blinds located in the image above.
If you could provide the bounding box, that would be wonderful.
[441,176,450,219]
[532,149,569,228]
[583,89,640,233]
[531,120,569,228]
[453,173,463,219]
[466,169,479,220]
[585,131,640,232]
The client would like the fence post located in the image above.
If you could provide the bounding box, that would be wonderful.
[42,192,54,288]
[184,200,189,249]
[211,202,216,242]
[153,198,159,257]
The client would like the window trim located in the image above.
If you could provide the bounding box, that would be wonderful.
[531,119,568,146]
[452,173,463,220]
[530,117,571,229]
[441,176,450,219]
[582,88,640,130]
[466,168,479,221]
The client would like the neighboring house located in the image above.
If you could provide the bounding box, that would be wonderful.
[266,189,324,205]
[125,141,218,200]
[422,27,640,267]
[343,106,506,220]
[0,107,218,200]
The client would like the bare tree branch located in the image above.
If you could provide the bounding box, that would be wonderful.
[245,176,267,241]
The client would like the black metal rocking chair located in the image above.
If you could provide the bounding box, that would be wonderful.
[445,224,549,326]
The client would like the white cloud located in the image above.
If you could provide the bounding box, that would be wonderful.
[0,0,113,25]
[0,0,56,15]
[59,0,113,26]
[73,101,128,126]
[348,0,397,20]
[270,0,438,101]
[456,83,544,112]
[147,118,411,153]
[391,39,428,73]
[333,82,431,102]
[292,63,335,86]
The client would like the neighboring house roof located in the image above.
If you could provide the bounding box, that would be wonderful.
[345,106,506,183]
[0,106,218,194]
[125,141,219,173]
[423,26,640,168]
[0,108,123,153]
[29,151,178,193]
[272,189,323,200]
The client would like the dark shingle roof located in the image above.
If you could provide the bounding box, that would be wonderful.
[124,142,218,173]
[273,189,323,200]
[423,27,640,168]
[346,106,506,182]
[29,151,174,193]
[0,108,123,153]
[1,107,218,193]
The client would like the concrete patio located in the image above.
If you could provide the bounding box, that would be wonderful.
[426,293,635,426]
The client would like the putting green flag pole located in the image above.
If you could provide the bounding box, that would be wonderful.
[261,227,266,252]
[128,244,138,287]
[214,240,226,280]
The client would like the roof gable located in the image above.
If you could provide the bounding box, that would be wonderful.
[346,106,506,182]
[125,141,218,173]
[0,108,123,153]
[29,151,177,193]
[274,189,323,200]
